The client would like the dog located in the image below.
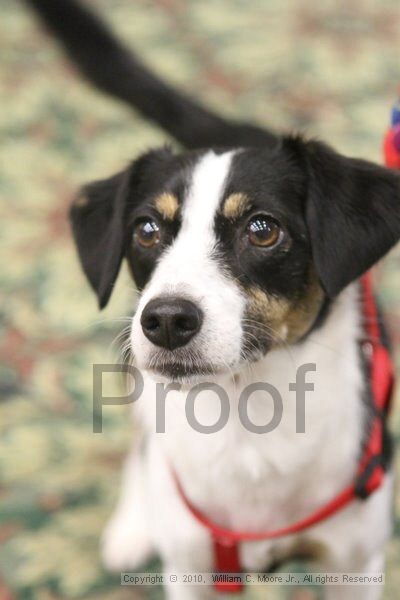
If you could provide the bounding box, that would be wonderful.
[25,1,399,598]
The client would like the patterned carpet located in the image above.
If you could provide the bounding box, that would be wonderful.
[1,0,400,598]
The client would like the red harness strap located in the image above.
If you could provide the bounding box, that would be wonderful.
[173,273,394,594]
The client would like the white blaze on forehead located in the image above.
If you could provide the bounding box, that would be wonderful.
[131,148,245,372]
[180,150,234,240]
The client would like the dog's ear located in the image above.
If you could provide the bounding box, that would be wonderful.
[291,138,400,297]
[70,148,172,308]
[70,169,129,309]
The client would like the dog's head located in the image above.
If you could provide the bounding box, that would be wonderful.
[70,138,400,382]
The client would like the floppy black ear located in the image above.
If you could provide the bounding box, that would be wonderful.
[300,139,400,297]
[70,169,130,309]
[70,147,173,308]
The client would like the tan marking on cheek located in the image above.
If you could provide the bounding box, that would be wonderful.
[246,287,290,341]
[154,193,179,220]
[245,270,324,346]
[222,193,251,220]
[285,273,325,343]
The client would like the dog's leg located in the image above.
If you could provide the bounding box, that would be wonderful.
[163,569,217,600]
[313,472,393,600]
[322,552,385,600]
[101,440,153,571]
[146,440,217,600]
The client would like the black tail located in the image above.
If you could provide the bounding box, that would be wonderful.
[22,0,276,149]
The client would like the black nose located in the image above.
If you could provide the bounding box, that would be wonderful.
[140,297,203,350]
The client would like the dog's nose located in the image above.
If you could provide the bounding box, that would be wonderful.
[140,297,203,350]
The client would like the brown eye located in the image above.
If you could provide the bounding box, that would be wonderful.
[134,219,161,248]
[247,215,282,248]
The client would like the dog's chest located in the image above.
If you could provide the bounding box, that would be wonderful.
[136,284,365,562]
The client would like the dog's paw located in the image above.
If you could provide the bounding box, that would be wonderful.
[101,515,153,571]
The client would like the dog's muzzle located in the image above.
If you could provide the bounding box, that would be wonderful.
[140,296,203,350]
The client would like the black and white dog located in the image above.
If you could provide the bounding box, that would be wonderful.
[25,1,399,598]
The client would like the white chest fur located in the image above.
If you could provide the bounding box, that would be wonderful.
[135,283,365,533]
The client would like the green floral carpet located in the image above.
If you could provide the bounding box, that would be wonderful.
[1,1,400,598]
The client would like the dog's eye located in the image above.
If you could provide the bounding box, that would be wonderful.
[134,219,161,248]
[246,215,282,248]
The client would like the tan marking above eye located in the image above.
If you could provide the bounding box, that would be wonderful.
[154,192,179,220]
[222,193,251,220]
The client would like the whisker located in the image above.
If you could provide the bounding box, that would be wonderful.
[241,319,296,365]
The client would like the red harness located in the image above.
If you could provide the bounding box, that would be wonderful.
[173,272,394,593]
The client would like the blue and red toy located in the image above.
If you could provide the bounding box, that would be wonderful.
[383,96,400,168]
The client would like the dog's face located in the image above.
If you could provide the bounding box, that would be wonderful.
[127,147,323,381]
[70,138,400,382]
